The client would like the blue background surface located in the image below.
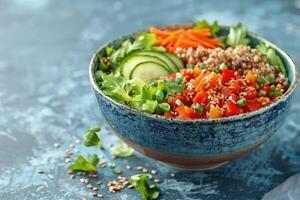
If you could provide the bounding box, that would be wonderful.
[0,0,299,199]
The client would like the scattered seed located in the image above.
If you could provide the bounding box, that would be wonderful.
[77,172,82,176]
[136,166,144,170]
[70,143,75,148]
[154,179,161,184]
[75,139,81,144]
[108,143,113,148]
[142,168,148,173]
[53,143,60,148]
[37,169,45,174]
[73,148,79,153]
[126,165,132,170]
[69,174,75,180]
[92,192,97,197]
[82,198,87,200]
[171,173,176,177]
[151,170,157,175]
[96,181,102,186]
[92,187,98,191]
[97,194,103,198]
[65,158,72,163]
[86,184,93,189]
[80,178,85,183]
[127,184,134,189]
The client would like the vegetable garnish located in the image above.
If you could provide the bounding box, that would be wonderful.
[110,32,157,68]
[193,19,220,37]
[83,127,102,149]
[256,43,287,76]
[130,174,160,200]
[68,154,99,172]
[149,26,224,52]
[111,140,134,158]
[226,23,250,47]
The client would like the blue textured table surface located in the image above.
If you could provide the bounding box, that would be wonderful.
[0,0,300,199]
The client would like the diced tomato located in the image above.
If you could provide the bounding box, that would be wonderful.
[167,95,189,109]
[175,106,201,119]
[209,73,222,87]
[245,86,258,100]
[245,100,262,112]
[164,111,175,118]
[181,69,194,81]
[209,106,223,118]
[230,94,239,102]
[261,85,271,94]
[225,100,240,117]
[193,91,209,106]
[222,69,236,84]
[221,86,237,97]
[230,80,243,93]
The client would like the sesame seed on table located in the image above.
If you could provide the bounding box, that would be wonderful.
[0,0,300,200]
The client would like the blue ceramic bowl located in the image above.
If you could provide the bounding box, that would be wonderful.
[89,25,298,170]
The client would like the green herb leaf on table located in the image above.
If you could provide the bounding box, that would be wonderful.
[83,127,102,149]
[68,155,98,172]
[130,174,160,200]
[226,23,250,47]
[193,19,220,36]
[87,153,100,166]
[111,140,134,158]
[256,43,287,76]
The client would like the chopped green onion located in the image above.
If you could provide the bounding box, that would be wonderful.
[266,74,275,84]
[200,63,206,69]
[108,162,116,168]
[237,98,246,107]
[175,73,184,84]
[269,89,282,97]
[257,76,267,85]
[219,63,228,71]
[259,90,267,96]
[175,99,184,106]
[142,100,158,113]
[159,103,170,112]
[155,90,164,102]
[213,69,221,74]
[193,103,203,114]
[186,64,195,69]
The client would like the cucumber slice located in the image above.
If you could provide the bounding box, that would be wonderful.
[135,51,178,72]
[130,62,170,83]
[121,55,171,79]
[165,52,184,70]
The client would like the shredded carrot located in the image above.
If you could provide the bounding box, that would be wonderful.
[149,26,224,52]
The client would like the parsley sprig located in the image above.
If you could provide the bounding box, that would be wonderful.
[130,174,160,200]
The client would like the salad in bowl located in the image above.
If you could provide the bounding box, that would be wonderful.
[89,20,298,170]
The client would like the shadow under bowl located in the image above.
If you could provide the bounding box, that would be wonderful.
[89,25,298,170]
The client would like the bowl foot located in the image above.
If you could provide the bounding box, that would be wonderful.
[161,161,229,171]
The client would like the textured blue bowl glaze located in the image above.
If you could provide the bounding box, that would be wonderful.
[89,25,298,170]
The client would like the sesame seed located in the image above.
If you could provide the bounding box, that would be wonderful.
[171,173,176,177]
[142,168,148,173]
[86,184,93,189]
[154,179,161,184]
[53,143,60,148]
[75,139,81,144]
[136,166,143,170]
[37,169,45,174]
[65,158,72,163]
[151,170,157,175]
[126,165,132,170]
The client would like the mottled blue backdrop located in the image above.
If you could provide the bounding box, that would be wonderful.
[0,0,300,199]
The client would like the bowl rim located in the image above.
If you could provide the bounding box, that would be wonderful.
[89,24,299,124]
